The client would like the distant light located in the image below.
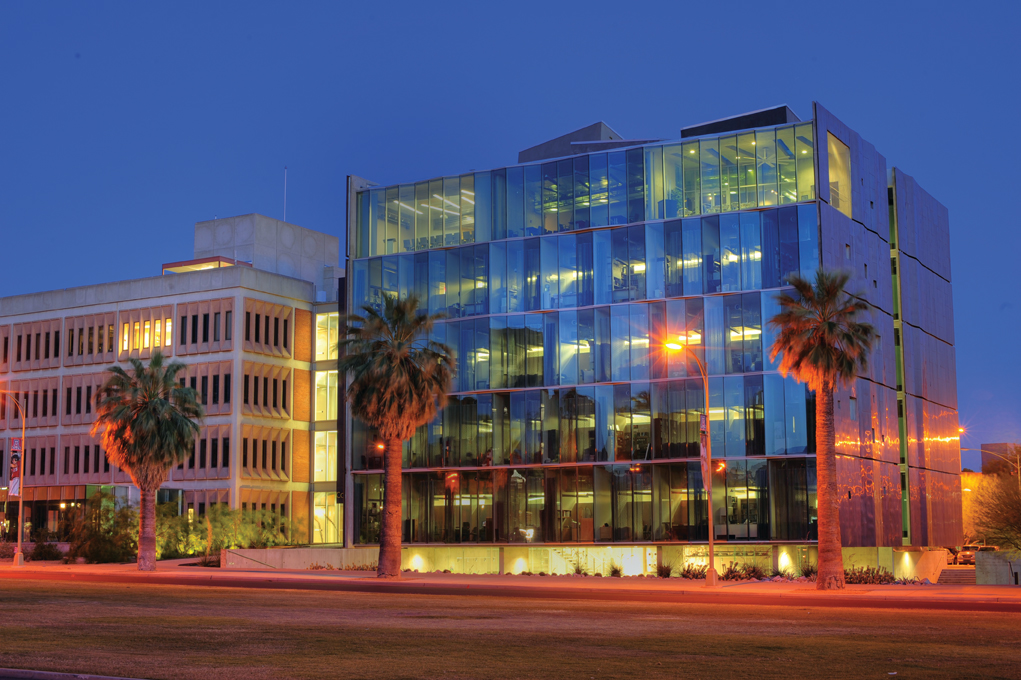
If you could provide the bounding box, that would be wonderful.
[376,443,385,451]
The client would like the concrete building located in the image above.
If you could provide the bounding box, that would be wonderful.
[343,102,962,575]
[0,215,345,546]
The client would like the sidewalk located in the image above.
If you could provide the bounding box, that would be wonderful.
[3,560,1020,613]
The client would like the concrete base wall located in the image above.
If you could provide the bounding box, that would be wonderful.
[977,552,1021,585]
[841,547,946,582]
[222,547,378,570]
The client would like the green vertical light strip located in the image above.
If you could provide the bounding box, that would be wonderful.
[888,176,911,546]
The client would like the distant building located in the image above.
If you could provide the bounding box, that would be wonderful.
[344,102,962,573]
[0,215,345,545]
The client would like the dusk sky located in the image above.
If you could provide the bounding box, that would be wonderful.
[1,1,1018,468]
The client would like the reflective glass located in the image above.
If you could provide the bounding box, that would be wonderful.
[415,183,430,250]
[576,232,594,307]
[719,136,738,212]
[742,291,763,372]
[559,310,578,386]
[558,234,577,309]
[664,220,683,297]
[385,186,399,254]
[542,162,558,234]
[507,166,524,239]
[593,230,613,305]
[681,141,700,217]
[663,145,683,219]
[699,138,720,214]
[644,146,663,220]
[540,237,558,310]
[797,203,820,277]
[737,133,757,210]
[443,177,460,246]
[645,222,665,300]
[608,151,627,225]
[474,171,491,243]
[724,376,745,457]
[558,159,574,231]
[764,374,786,455]
[626,148,645,224]
[720,214,742,292]
[629,304,650,381]
[507,239,524,313]
[610,305,630,382]
[489,242,507,314]
[795,123,816,202]
[524,165,542,236]
[682,218,702,296]
[701,216,721,294]
[398,184,415,253]
[756,129,777,207]
[740,212,762,291]
[574,155,590,230]
[589,153,609,227]
[827,132,852,217]
[776,127,798,205]
[491,169,506,241]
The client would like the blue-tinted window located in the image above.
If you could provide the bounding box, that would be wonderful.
[474,172,492,243]
[491,169,507,241]
[664,220,683,297]
[506,167,523,239]
[779,206,800,284]
[576,232,594,307]
[628,226,646,301]
[489,243,506,314]
[524,165,542,236]
[542,162,558,234]
[740,212,762,290]
[629,304,650,381]
[524,238,541,311]
[720,214,741,292]
[540,237,558,310]
[761,209,780,288]
[784,377,808,453]
[701,216,721,294]
[558,234,577,309]
[742,291,763,372]
[559,310,578,386]
[723,294,744,374]
[608,151,627,225]
[558,159,574,232]
[610,305,630,382]
[645,223,665,300]
[507,240,524,313]
[593,230,613,305]
[589,154,608,228]
[797,203,820,277]
[626,148,645,224]
[574,155,590,230]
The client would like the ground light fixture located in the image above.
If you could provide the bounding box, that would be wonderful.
[665,335,719,587]
[0,389,28,567]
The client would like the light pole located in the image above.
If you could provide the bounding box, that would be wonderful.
[961,447,1021,494]
[1,389,28,567]
[666,335,719,587]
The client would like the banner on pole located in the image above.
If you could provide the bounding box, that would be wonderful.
[699,414,709,485]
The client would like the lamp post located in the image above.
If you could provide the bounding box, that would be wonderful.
[666,335,719,587]
[1,390,28,567]
[961,447,1021,494]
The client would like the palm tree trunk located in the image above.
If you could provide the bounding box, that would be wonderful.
[138,485,157,571]
[815,381,845,590]
[377,438,404,578]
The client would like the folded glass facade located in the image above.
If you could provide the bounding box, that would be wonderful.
[349,121,824,548]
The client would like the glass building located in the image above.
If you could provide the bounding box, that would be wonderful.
[343,104,962,573]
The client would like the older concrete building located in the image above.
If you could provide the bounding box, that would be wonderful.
[0,214,345,546]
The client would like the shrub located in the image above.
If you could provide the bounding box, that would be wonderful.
[609,562,623,578]
[657,562,674,578]
[0,541,16,560]
[64,491,138,564]
[156,503,298,560]
[573,562,588,576]
[769,567,793,579]
[741,564,767,580]
[844,565,896,585]
[720,563,744,581]
[30,542,63,562]
[680,563,708,579]
[800,562,818,578]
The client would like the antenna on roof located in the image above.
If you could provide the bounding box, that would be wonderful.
[283,166,288,222]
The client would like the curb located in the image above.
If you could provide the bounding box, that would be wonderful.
[0,670,144,680]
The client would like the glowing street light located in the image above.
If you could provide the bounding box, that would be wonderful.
[665,334,719,587]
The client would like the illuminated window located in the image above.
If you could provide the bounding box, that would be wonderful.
[827,132,852,218]
[314,370,339,421]
[314,431,338,482]
[133,322,140,350]
[122,324,129,351]
[143,320,151,349]
[164,319,172,347]
[315,312,340,361]
[313,491,341,544]
[154,320,162,348]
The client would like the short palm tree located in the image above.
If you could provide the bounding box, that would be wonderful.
[768,270,874,590]
[91,351,203,571]
[339,295,454,578]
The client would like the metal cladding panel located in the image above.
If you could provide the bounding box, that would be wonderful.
[813,102,890,238]
[837,454,877,547]
[909,467,929,546]
[905,394,926,469]
[924,469,964,546]
[900,257,955,347]
[877,461,903,546]
[894,168,952,283]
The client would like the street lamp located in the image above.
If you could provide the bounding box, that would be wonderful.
[666,333,719,587]
[1,389,28,567]
[960,447,1021,494]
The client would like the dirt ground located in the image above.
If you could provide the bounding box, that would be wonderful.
[0,579,1018,679]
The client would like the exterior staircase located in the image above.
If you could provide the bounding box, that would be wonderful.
[938,566,976,585]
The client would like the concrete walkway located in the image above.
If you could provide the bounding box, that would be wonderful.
[3,559,1021,613]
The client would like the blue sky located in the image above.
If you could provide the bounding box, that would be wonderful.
[1,1,1018,468]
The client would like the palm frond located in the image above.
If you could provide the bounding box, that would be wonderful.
[767,269,875,391]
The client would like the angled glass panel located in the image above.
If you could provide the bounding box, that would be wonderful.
[574,155,590,230]
[644,146,663,221]
[720,214,742,293]
[776,127,798,205]
[681,141,700,217]
[460,174,475,244]
[608,151,627,225]
[558,159,574,231]
[756,129,777,207]
[663,144,684,219]
[589,153,609,228]
[795,123,816,202]
[740,212,762,291]
[719,136,738,213]
[699,138,721,214]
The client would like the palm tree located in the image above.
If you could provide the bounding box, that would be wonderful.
[339,295,454,578]
[768,270,874,590]
[91,351,203,571]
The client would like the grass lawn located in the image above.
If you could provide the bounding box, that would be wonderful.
[0,579,1018,680]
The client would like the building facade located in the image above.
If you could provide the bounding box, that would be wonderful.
[345,103,963,573]
[0,214,345,546]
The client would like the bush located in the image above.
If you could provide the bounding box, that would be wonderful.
[844,565,896,585]
[741,564,767,580]
[64,491,138,564]
[719,563,744,581]
[573,562,588,576]
[29,542,63,561]
[769,567,793,579]
[680,563,708,579]
[657,562,674,578]
[609,562,623,577]
[156,503,298,560]
[0,542,16,560]
[800,562,818,578]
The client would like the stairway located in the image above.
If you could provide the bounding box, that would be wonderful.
[938,566,976,584]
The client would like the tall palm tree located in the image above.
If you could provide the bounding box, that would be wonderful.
[768,270,874,590]
[91,351,203,571]
[339,295,454,578]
